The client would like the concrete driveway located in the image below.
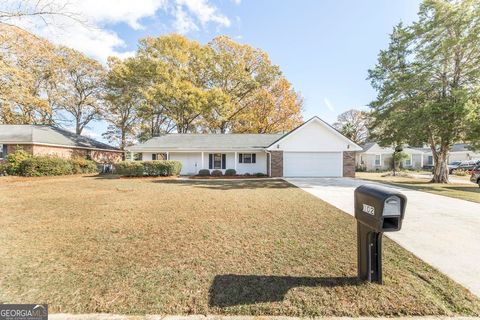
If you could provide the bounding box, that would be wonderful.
[286,177,480,297]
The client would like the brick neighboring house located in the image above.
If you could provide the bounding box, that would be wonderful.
[0,125,123,163]
[126,116,362,177]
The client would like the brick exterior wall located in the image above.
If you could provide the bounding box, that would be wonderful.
[270,151,283,177]
[2,144,122,163]
[343,151,356,178]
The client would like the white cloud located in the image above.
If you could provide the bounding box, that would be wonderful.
[2,0,231,62]
[176,0,230,29]
[324,98,335,112]
[232,0,241,4]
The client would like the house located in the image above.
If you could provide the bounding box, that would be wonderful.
[127,116,362,177]
[357,142,480,171]
[0,125,123,163]
[356,142,428,171]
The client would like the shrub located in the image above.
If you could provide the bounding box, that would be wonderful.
[143,160,182,176]
[454,169,468,176]
[244,172,251,176]
[224,169,236,176]
[70,157,99,174]
[211,169,223,177]
[255,172,268,177]
[6,149,32,175]
[19,156,74,177]
[114,161,144,177]
[198,169,210,176]
[114,160,182,177]
[0,162,10,176]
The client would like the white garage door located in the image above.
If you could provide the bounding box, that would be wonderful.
[283,152,342,177]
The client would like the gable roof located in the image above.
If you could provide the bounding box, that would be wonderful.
[266,116,362,151]
[127,133,283,151]
[0,125,120,151]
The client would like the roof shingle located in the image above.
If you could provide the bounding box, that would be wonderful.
[0,125,120,151]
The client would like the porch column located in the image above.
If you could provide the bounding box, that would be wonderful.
[166,151,169,160]
[201,152,204,169]
[234,151,237,171]
[420,153,424,168]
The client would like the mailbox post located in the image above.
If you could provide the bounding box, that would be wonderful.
[354,184,407,284]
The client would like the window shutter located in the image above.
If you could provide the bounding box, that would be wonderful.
[222,154,226,169]
[209,154,213,169]
[239,153,243,163]
[252,153,256,163]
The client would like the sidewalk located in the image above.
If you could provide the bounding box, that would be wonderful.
[50,314,480,320]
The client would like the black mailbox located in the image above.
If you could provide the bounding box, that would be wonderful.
[354,184,407,284]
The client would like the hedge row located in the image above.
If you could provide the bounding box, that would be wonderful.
[114,160,182,177]
[19,156,98,177]
[1,150,99,177]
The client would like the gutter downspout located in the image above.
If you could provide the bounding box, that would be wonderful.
[264,149,272,177]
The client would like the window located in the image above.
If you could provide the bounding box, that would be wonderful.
[374,154,381,166]
[427,155,433,165]
[239,153,256,164]
[404,156,412,166]
[134,153,143,161]
[152,153,167,160]
[0,144,4,160]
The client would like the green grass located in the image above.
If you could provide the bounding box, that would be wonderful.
[357,172,480,203]
[0,175,479,316]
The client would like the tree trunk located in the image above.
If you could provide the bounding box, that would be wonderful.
[431,147,449,183]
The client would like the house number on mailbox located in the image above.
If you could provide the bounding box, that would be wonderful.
[362,204,375,215]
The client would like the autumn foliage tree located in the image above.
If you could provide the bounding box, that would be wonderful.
[0,24,56,124]
[120,34,303,137]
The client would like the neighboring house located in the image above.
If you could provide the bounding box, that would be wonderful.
[357,142,480,171]
[127,116,362,177]
[0,125,123,163]
[356,142,427,171]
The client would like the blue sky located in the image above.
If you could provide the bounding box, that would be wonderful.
[10,0,421,141]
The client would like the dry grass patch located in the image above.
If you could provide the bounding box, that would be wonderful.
[0,175,479,316]
[356,172,480,203]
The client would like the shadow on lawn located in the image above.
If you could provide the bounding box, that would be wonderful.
[208,274,360,307]
[153,179,294,190]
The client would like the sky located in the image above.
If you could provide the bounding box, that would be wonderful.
[5,0,421,142]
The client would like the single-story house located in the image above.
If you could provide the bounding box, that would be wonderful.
[0,125,123,163]
[356,142,480,171]
[127,116,362,177]
[356,143,428,171]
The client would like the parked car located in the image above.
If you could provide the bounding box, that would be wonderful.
[455,159,480,173]
[470,165,480,187]
[448,161,462,174]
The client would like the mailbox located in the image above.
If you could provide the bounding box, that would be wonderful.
[354,184,407,284]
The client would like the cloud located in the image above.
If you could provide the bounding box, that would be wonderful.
[324,98,335,112]
[232,0,241,4]
[2,0,231,62]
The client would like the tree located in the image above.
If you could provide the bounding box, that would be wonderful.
[102,57,142,150]
[0,0,83,26]
[136,34,212,134]
[0,24,56,124]
[333,109,369,144]
[51,46,106,134]
[207,36,282,133]
[232,78,303,133]
[368,0,480,183]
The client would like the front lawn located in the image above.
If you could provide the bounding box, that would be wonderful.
[356,172,480,203]
[0,176,479,316]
